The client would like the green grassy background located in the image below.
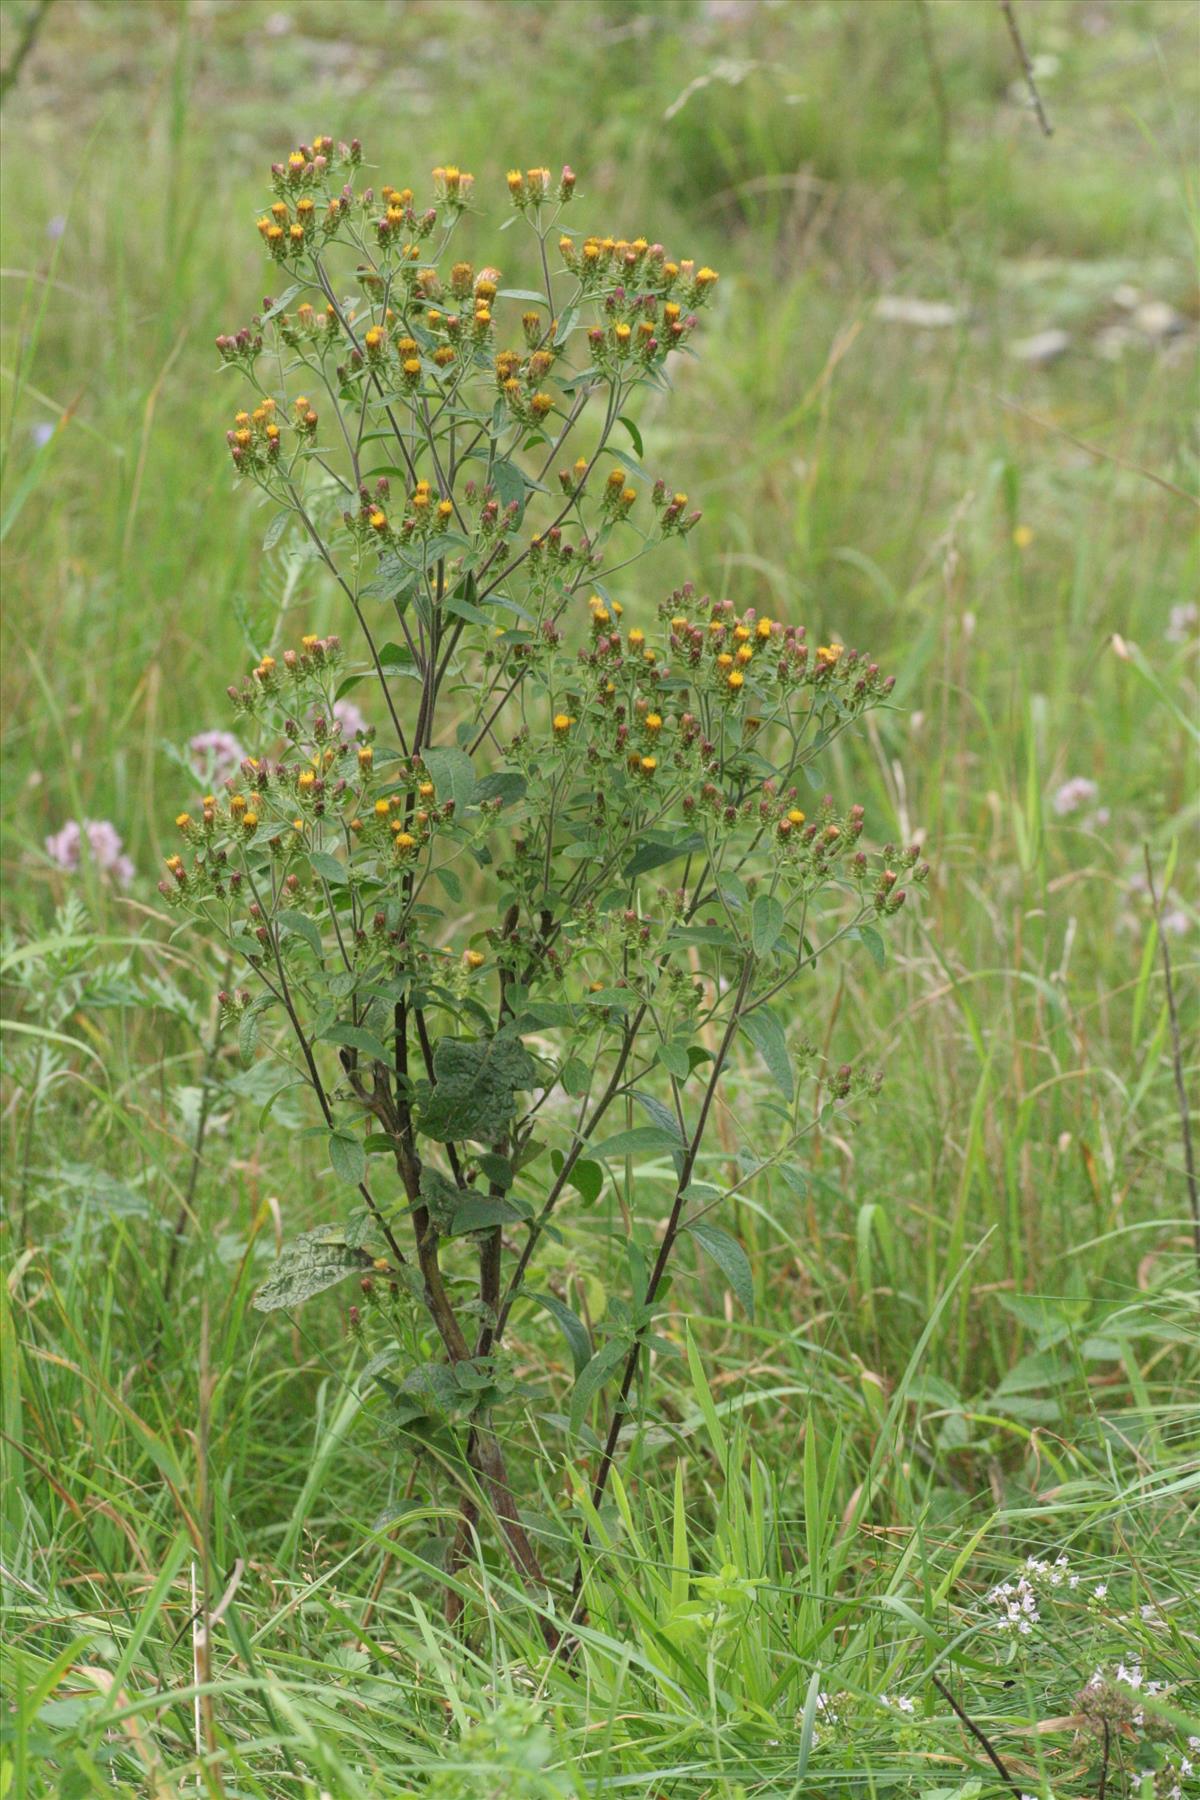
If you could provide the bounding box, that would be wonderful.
[1,1,1197,1795]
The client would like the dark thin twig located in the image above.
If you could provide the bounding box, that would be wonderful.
[0,0,53,108]
[929,1672,1023,1799]
[1098,1717,1110,1800]
[1143,844,1200,1275]
[998,0,1054,137]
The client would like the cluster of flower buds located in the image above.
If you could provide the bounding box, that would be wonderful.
[257,186,347,260]
[650,477,701,536]
[216,988,253,1027]
[269,137,347,196]
[507,165,574,210]
[827,1060,883,1102]
[226,634,342,716]
[600,466,638,522]
[431,164,475,214]
[225,398,281,471]
[560,235,718,306]
[872,842,929,916]
[525,524,594,587]
[275,299,340,350]
[215,322,263,367]
[372,182,439,250]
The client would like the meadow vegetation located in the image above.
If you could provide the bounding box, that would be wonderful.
[1,3,1197,1796]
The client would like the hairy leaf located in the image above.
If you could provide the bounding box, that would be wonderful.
[328,1128,366,1186]
[419,1033,536,1143]
[750,893,785,957]
[685,1221,755,1320]
[253,1227,374,1312]
[421,745,477,812]
[739,1006,794,1102]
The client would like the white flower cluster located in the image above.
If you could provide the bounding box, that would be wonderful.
[1085,1660,1166,1729]
[986,1572,1041,1635]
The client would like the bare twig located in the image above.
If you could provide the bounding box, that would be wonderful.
[1143,845,1200,1274]
[998,0,1054,137]
[929,1671,1024,1799]
[0,0,53,109]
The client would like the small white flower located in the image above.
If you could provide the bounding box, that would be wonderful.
[1092,1583,1107,1599]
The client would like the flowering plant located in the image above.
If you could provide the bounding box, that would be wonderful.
[163,137,927,1642]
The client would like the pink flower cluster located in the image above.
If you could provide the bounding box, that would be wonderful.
[45,820,134,887]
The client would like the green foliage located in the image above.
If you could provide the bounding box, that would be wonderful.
[1,2,1197,1793]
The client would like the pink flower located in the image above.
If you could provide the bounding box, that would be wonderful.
[188,729,245,785]
[332,696,367,739]
[45,819,135,887]
[1052,776,1099,817]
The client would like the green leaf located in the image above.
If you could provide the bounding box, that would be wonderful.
[379,639,417,668]
[262,509,291,552]
[310,850,349,886]
[328,1128,366,1186]
[590,1125,678,1161]
[474,771,526,808]
[476,1151,512,1188]
[553,305,579,346]
[529,1291,592,1377]
[656,1041,691,1080]
[569,1337,630,1439]
[566,1158,603,1205]
[421,746,476,812]
[560,1055,590,1096]
[685,1221,755,1320]
[497,288,550,306]
[632,1089,686,1145]
[419,1033,536,1144]
[491,456,527,527]
[447,1193,524,1236]
[261,284,302,322]
[856,923,886,971]
[320,1023,392,1065]
[277,908,324,962]
[623,831,705,879]
[419,1165,463,1231]
[750,893,785,957]
[434,865,462,903]
[739,1007,793,1102]
[252,1226,374,1312]
[618,414,645,459]
[239,997,271,1068]
[442,594,493,628]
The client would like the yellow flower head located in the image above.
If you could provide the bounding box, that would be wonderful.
[552,713,573,734]
[726,670,744,691]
